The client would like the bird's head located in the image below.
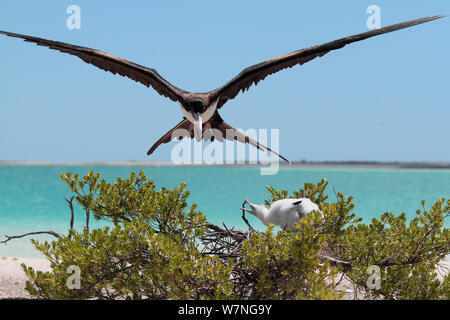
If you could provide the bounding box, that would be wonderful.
[186,98,206,139]
[241,198,269,223]
[187,98,206,114]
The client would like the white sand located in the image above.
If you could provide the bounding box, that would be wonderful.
[335,258,450,299]
[0,256,448,299]
[0,257,51,299]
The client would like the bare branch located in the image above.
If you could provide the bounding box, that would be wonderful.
[64,196,75,238]
[241,200,256,232]
[200,222,249,258]
[1,231,61,244]
[85,209,90,233]
[319,254,351,272]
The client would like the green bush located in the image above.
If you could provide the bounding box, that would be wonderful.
[19,171,449,299]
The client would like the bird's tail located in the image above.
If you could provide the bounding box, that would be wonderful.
[147,118,291,165]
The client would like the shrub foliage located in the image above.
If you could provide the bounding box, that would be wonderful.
[17,171,450,299]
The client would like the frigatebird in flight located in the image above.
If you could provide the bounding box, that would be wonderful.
[0,16,444,163]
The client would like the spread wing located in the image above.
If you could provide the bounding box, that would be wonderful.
[211,15,444,108]
[0,30,189,102]
[147,118,192,155]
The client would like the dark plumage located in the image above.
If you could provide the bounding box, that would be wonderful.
[0,15,444,163]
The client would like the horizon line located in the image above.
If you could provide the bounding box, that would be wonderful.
[1,160,450,169]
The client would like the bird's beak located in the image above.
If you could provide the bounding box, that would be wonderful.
[242,198,256,213]
[193,112,202,142]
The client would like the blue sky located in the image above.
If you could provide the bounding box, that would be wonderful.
[0,0,449,162]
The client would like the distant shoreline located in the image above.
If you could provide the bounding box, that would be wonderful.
[1,161,450,169]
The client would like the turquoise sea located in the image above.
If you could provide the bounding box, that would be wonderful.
[0,165,449,258]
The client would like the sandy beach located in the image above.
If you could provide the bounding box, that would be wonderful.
[336,258,450,299]
[0,256,448,299]
[0,257,51,299]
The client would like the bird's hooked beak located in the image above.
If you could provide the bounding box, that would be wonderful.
[241,198,256,214]
[193,112,202,142]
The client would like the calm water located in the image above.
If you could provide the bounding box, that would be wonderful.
[0,165,449,258]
